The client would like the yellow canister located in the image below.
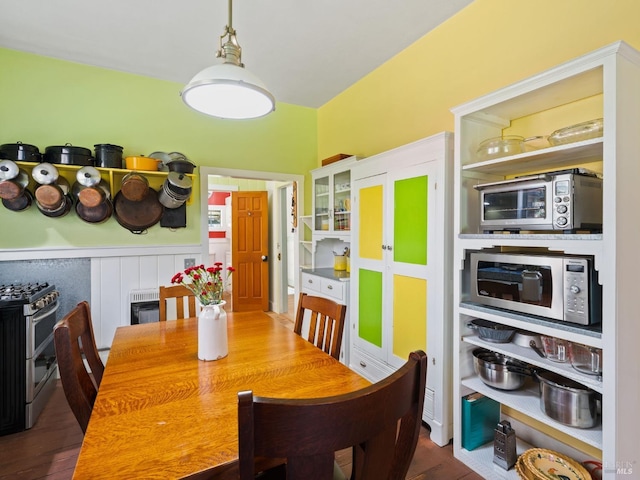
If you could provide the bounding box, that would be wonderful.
[334,255,347,271]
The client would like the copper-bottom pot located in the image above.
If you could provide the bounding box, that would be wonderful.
[2,188,33,212]
[76,198,113,224]
[35,194,72,218]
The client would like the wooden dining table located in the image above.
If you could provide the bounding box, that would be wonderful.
[72,310,370,479]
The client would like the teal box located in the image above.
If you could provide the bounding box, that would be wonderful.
[461,393,500,451]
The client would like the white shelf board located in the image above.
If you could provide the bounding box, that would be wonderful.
[315,192,330,197]
[462,138,603,175]
[461,376,602,450]
[456,438,533,479]
[463,335,603,393]
[459,303,602,346]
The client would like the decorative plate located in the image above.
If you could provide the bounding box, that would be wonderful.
[515,455,536,480]
[521,448,591,480]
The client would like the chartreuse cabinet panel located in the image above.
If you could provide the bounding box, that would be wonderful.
[357,269,383,347]
[349,132,453,447]
[393,175,428,265]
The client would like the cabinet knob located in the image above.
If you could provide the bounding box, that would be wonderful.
[382,245,387,250]
[387,245,393,251]
[359,361,367,368]
[327,285,333,290]
[308,279,313,283]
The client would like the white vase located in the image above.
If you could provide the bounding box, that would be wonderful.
[197,301,228,361]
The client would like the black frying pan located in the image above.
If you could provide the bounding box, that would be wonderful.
[113,188,163,234]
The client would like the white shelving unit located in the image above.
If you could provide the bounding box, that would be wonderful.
[298,215,313,269]
[451,41,640,478]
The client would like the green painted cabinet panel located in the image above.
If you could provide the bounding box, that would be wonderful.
[358,268,383,347]
[394,175,428,265]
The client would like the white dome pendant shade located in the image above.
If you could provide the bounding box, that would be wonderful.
[181,0,275,120]
[182,64,275,119]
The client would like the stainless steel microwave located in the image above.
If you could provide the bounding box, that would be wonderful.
[473,169,603,232]
[469,252,601,325]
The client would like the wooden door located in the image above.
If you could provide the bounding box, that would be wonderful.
[231,191,269,312]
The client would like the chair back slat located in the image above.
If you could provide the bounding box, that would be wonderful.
[53,301,104,434]
[294,293,347,361]
[238,350,427,480]
[159,285,197,321]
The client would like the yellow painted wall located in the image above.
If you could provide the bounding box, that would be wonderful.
[317,0,640,159]
[0,48,317,250]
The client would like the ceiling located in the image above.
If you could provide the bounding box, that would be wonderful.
[0,0,472,108]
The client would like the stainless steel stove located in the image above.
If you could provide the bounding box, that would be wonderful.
[0,282,59,435]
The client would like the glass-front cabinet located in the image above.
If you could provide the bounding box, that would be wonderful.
[311,157,358,236]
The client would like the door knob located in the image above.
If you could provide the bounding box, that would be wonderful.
[261,255,268,261]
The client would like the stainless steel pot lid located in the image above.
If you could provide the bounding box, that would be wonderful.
[0,160,19,180]
[76,166,101,187]
[32,162,59,185]
[166,172,192,190]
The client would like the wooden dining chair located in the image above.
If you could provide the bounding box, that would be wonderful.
[294,293,347,361]
[237,350,427,480]
[159,285,197,321]
[53,301,105,434]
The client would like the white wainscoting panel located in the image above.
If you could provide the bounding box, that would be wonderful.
[91,252,202,350]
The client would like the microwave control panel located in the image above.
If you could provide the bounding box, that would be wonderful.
[563,258,590,324]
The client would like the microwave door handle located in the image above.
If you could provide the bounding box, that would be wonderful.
[473,174,550,190]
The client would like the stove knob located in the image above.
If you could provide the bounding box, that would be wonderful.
[36,299,46,309]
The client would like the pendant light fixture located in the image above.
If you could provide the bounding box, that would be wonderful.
[181,0,275,120]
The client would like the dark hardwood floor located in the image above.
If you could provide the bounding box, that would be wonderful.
[0,299,483,480]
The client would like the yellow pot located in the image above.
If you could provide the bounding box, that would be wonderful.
[125,155,161,171]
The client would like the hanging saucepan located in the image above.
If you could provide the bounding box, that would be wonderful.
[73,180,110,208]
[120,172,149,202]
[94,144,123,169]
[0,142,41,162]
[76,196,113,224]
[113,188,163,234]
[158,172,192,208]
[0,168,30,201]
[44,143,93,166]
[71,166,108,208]
[2,188,33,212]
[35,194,72,218]
[33,163,71,212]
[35,182,68,211]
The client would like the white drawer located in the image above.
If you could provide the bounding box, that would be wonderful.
[349,347,393,383]
[301,273,321,293]
[320,278,345,303]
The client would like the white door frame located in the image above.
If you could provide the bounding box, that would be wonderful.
[200,167,304,313]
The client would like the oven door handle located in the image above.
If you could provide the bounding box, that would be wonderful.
[31,301,60,326]
[473,174,550,190]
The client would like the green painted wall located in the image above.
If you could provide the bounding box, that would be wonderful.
[0,48,317,250]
